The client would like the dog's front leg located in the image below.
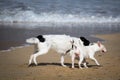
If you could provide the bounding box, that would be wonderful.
[33,53,39,65]
[33,49,49,66]
[28,54,34,66]
[60,55,67,67]
[90,57,100,66]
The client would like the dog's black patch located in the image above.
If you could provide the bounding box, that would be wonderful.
[37,35,45,42]
[80,37,90,46]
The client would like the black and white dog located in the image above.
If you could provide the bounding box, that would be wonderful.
[26,34,90,67]
[70,41,107,69]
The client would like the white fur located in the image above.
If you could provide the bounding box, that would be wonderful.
[26,35,83,67]
[70,41,107,69]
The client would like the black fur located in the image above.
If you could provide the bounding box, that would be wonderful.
[80,37,90,46]
[36,35,45,42]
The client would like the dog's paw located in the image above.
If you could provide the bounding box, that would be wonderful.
[62,65,67,67]
[28,64,34,67]
[97,65,103,67]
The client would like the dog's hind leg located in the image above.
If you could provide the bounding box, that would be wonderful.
[83,58,88,68]
[78,55,84,69]
[60,54,67,67]
[71,54,75,68]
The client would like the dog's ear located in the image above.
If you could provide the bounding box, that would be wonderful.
[97,41,101,47]
[80,37,90,46]
[36,35,45,42]
[80,37,85,41]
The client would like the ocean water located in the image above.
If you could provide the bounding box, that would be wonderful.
[0,0,120,24]
[0,0,120,50]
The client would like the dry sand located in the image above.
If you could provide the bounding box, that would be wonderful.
[0,33,120,80]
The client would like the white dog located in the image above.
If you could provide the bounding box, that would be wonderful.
[70,41,107,69]
[26,35,83,67]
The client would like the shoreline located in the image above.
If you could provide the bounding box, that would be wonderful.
[0,35,105,52]
[0,32,119,52]
[0,35,104,52]
[0,33,120,80]
[0,23,120,50]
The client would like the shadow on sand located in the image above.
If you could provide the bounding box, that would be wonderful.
[28,62,103,69]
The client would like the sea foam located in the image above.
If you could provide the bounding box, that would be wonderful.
[0,10,120,24]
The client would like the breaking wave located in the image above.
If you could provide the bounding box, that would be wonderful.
[0,10,120,24]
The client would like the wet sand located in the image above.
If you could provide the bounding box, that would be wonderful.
[0,33,120,80]
[0,23,120,50]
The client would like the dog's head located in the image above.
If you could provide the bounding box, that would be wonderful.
[26,37,39,44]
[97,41,107,53]
[37,35,45,42]
[80,37,90,46]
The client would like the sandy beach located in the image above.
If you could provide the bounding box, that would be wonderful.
[0,33,120,80]
[0,0,120,79]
